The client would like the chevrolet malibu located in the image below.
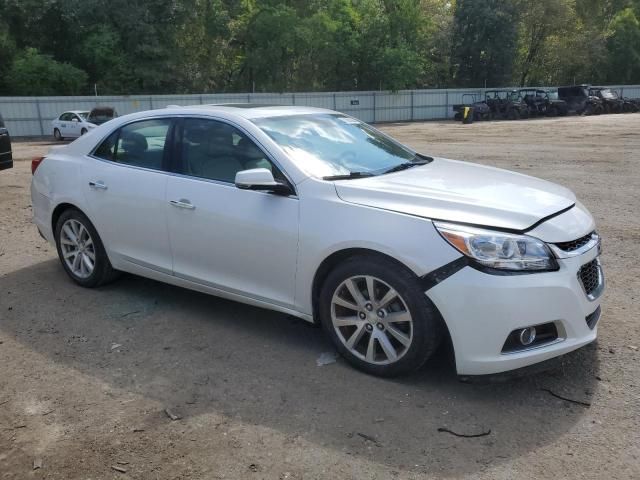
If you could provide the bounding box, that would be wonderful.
[30,105,604,377]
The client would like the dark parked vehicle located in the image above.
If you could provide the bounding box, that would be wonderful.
[557,85,603,115]
[519,89,568,117]
[453,94,491,122]
[484,90,529,120]
[588,87,625,114]
[0,113,13,171]
[86,106,118,125]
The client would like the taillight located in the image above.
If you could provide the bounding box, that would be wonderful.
[31,156,45,175]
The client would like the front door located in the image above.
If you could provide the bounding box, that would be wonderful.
[166,117,299,309]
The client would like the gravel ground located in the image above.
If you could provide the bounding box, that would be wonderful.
[1,115,639,479]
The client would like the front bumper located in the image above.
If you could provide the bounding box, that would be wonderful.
[427,244,603,375]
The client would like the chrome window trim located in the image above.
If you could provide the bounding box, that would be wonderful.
[88,113,298,196]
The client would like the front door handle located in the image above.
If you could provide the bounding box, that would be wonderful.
[170,199,196,210]
[89,181,108,190]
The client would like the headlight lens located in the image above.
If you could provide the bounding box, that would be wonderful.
[434,222,558,272]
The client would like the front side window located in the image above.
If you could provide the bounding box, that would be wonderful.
[180,118,283,183]
[252,114,422,178]
[92,118,172,171]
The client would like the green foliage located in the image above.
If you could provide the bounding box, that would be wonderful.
[451,0,519,87]
[0,0,638,95]
[606,7,640,83]
[5,48,88,95]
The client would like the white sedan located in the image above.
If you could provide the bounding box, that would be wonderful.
[30,105,604,377]
[51,111,96,140]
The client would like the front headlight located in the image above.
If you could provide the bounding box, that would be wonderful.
[434,222,558,272]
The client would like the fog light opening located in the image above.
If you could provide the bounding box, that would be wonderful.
[519,327,537,346]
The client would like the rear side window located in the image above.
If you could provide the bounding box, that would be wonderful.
[92,119,173,171]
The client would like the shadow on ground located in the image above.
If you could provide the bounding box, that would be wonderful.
[0,259,600,476]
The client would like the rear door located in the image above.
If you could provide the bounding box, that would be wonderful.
[83,117,175,273]
[0,116,12,170]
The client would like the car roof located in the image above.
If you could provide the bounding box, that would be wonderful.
[64,110,89,114]
[164,104,336,120]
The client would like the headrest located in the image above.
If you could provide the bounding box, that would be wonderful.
[121,131,148,152]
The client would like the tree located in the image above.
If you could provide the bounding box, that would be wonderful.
[606,7,640,84]
[514,0,573,86]
[451,0,520,87]
[5,48,88,95]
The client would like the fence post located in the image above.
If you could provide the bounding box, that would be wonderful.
[410,91,414,121]
[35,98,44,136]
[199,95,204,104]
[445,91,449,120]
[247,93,251,103]
[333,93,337,110]
[292,93,296,105]
[373,92,376,123]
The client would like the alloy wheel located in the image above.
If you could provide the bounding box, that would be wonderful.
[60,219,96,279]
[331,275,413,365]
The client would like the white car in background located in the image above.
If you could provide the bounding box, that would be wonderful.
[30,105,604,377]
[51,111,95,140]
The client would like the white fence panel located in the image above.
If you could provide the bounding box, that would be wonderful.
[2,85,639,136]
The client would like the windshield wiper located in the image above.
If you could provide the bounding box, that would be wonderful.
[323,172,375,181]
[382,160,429,175]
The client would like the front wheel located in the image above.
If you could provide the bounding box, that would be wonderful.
[54,128,63,141]
[54,209,119,287]
[319,256,444,377]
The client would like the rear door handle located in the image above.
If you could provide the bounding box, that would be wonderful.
[89,181,108,190]
[170,199,196,210]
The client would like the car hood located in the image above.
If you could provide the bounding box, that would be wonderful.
[334,157,576,232]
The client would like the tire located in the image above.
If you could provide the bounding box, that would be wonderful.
[318,255,444,377]
[54,208,119,288]
[54,128,63,141]
[81,128,88,135]
[508,108,520,120]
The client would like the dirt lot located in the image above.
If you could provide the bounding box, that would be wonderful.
[1,115,639,479]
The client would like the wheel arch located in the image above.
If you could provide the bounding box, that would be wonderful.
[311,247,455,367]
[51,202,83,234]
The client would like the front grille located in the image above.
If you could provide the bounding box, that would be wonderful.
[555,232,595,252]
[586,306,601,330]
[578,259,601,297]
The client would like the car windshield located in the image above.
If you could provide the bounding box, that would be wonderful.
[78,112,89,120]
[252,113,425,178]
[547,91,559,100]
[599,89,617,99]
[88,108,116,125]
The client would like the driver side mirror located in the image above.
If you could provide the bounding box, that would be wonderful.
[235,168,293,196]
[72,118,78,122]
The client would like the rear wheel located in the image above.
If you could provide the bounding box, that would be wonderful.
[54,209,119,287]
[319,256,444,377]
[81,128,88,135]
[54,128,63,141]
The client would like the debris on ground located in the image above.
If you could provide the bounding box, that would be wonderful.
[249,463,259,472]
[164,408,182,421]
[316,351,337,366]
[110,343,122,351]
[541,388,591,407]
[111,465,127,473]
[357,432,381,446]
[33,457,43,470]
[437,427,491,438]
